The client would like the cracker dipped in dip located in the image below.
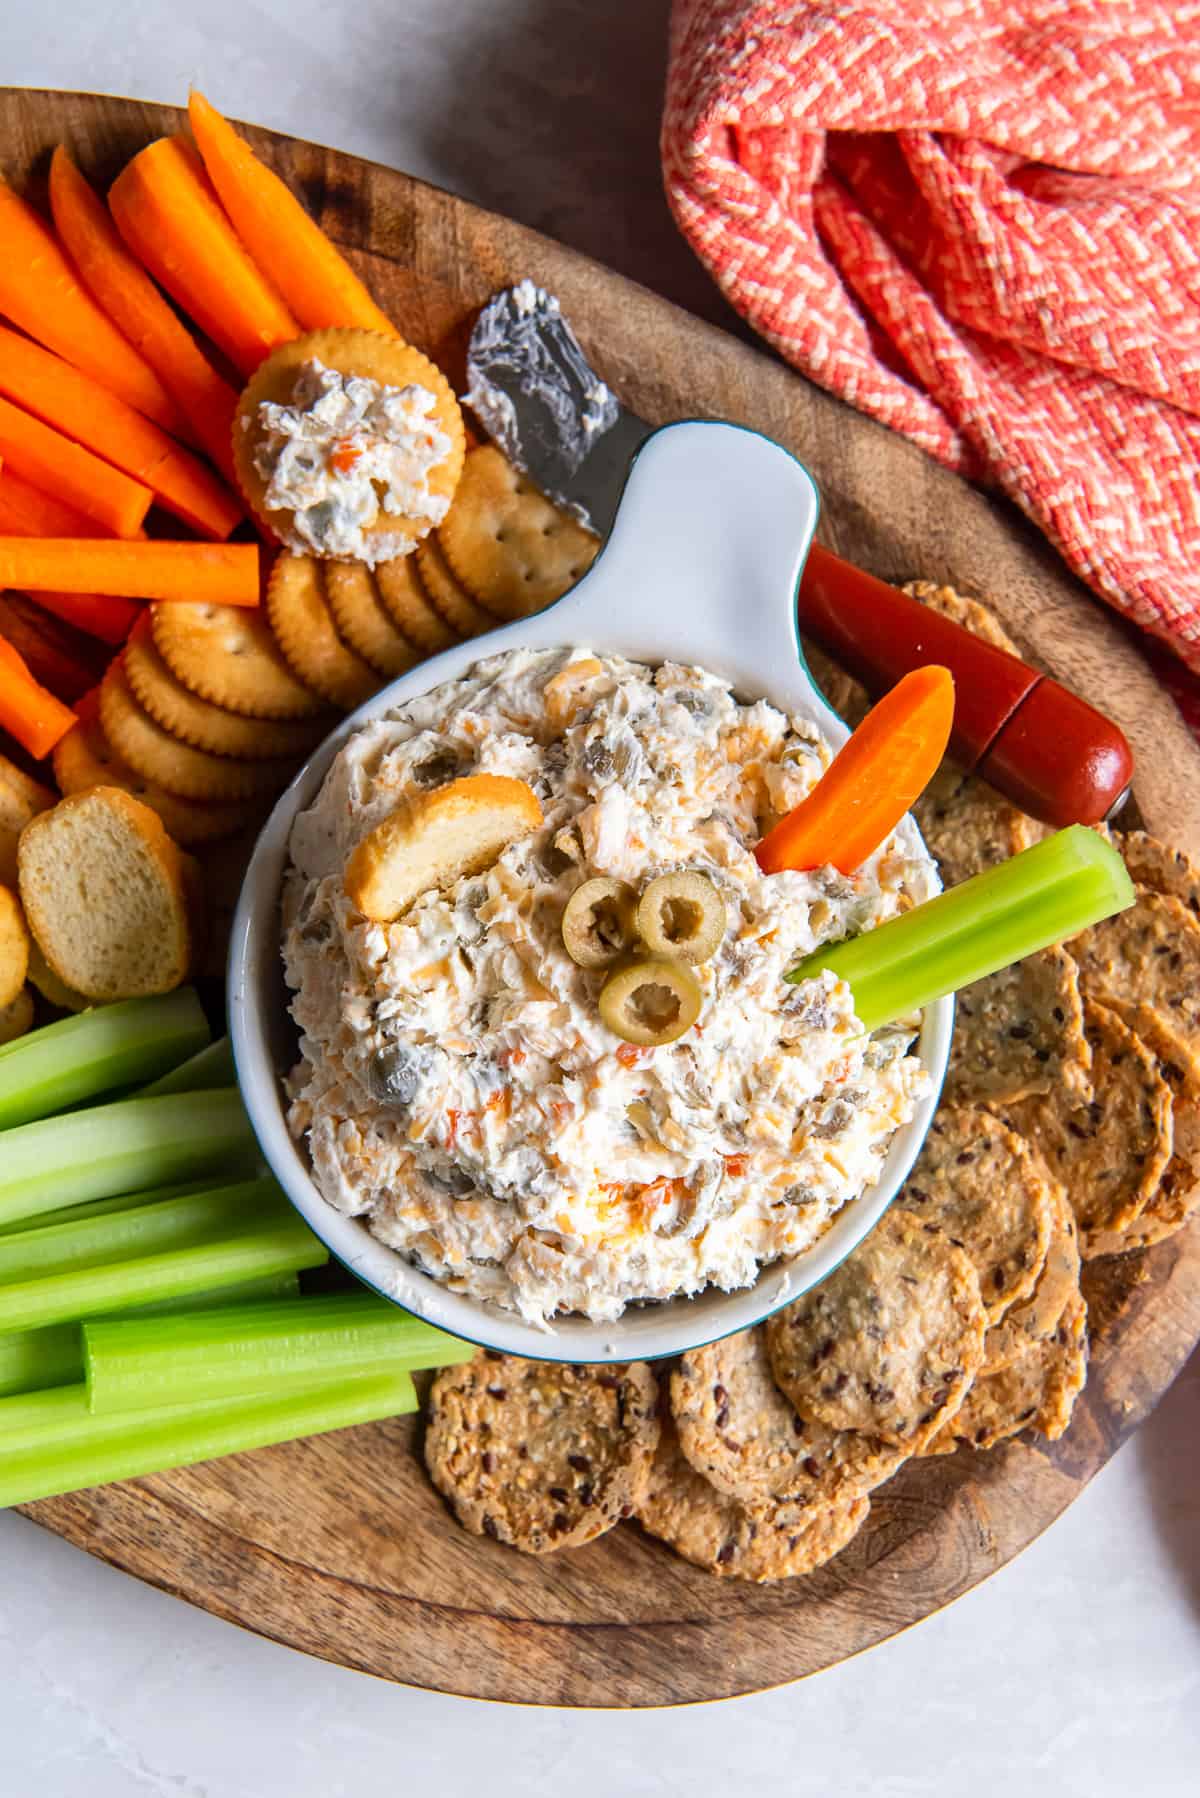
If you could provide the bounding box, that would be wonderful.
[282,647,936,1326]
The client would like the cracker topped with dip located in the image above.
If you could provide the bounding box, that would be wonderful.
[233,327,466,565]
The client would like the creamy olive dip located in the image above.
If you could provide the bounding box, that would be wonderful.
[253,358,453,564]
[283,647,935,1326]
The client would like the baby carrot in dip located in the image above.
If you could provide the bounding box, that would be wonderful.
[755,665,954,876]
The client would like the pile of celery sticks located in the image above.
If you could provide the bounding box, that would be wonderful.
[0,988,469,1506]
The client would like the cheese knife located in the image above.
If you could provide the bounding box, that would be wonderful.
[465,283,1133,829]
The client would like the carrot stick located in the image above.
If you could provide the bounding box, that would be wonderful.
[49,148,241,485]
[0,325,242,541]
[109,137,300,377]
[24,588,139,647]
[0,398,151,538]
[188,91,396,336]
[0,176,190,439]
[0,592,101,703]
[755,666,956,877]
[0,469,105,539]
[0,635,79,759]
[0,539,261,608]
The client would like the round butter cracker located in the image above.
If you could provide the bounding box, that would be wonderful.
[375,553,457,654]
[439,445,598,619]
[417,533,502,639]
[52,694,257,846]
[324,563,423,679]
[152,601,325,721]
[124,613,328,760]
[265,553,380,713]
[100,662,297,804]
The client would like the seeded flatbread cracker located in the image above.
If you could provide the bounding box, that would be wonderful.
[766,1209,986,1448]
[899,1106,1053,1322]
[982,1178,1080,1371]
[264,553,380,713]
[52,695,256,847]
[440,446,599,619]
[671,1326,906,1510]
[1006,1000,1173,1257]
[424,1354,658,1554]
[944,944,1092,1109]
[232,327,464,559]
[1071,891,1200,1067]
[0,754,53,889]
[0,985,33,1044]
[1115,831,1200,916]
[100,663,297,804]
[902,580,1021,654]
[943,1289,1088,1450]
[123,614,327,760]
[417,533,502,638]
[152,602,325,721]
[375,554,457,654]
[1084,1042,1200,1255]
[636,1410,870,1582]
[799,637,869,727]
[324,563,424,680]
[913,769,1043,890]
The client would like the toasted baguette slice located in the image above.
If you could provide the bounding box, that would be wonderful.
[0,884,30,1009]
[345,773,543,922]
[0,752,54,888]
[17,786,198,1000]
[0,985,33,1045]
[26,939,91,1013]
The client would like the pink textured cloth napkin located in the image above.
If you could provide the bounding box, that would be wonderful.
[661,0,1200,733]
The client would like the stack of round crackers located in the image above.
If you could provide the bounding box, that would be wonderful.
[422,584,1199,1585]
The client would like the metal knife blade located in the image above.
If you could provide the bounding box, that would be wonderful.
[465,282,651,535]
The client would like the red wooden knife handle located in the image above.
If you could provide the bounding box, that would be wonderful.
[797,544,1133,828]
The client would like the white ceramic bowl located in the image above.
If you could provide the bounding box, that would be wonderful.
[230,421,953,1361]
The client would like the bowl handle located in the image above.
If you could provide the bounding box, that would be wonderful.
[548,420,825,714]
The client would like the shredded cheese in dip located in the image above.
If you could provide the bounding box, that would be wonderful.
[253,358,453,564]
[283,648,935,1327]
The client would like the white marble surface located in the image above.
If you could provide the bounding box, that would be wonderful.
[4,2,1200,1789]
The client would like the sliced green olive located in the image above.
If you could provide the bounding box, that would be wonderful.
[561,877,638,968]
[636,872,726,964]
[598,957,702,1046]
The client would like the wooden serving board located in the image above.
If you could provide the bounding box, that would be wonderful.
[8,89,1200,1708]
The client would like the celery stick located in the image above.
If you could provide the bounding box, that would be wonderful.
[0,1278,302,1401]
[0,1181,215,1239]
[124,1273,300,1319]
[0,1324,81,1398]
[0,1180,289,1288]
[0,1213,327,1334]
[142,1036,235,1098]
[0,990,209,1131]
[0,1372,416,1506]
[0,1089,257,1230]
[85,1293,475,1414]
[786,826,1134,1031]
